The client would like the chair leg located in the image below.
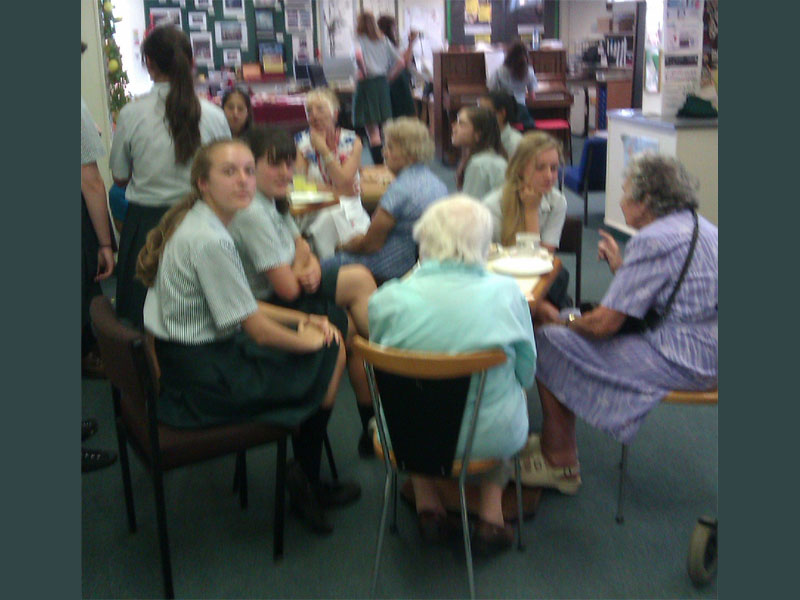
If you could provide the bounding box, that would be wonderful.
[233,451,241,493]
[112,387,137,532]
[323,432,339,482]
[616,444,628,524]
[237,451,248,509]
[273,436,287,560]
[152,468,175,599]
[390,471,398,534]
[459,480,476,600]
[370,471,394,598]
[514,455,525,551]
[583,189,589,226]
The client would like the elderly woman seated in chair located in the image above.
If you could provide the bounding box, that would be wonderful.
[525,154,718,494]
[368,195,536,554]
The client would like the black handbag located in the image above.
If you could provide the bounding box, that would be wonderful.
[617,210,699,334]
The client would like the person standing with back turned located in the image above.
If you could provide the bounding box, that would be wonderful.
[110,26,230,329]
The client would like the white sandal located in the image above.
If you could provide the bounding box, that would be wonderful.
[518,447,581,495]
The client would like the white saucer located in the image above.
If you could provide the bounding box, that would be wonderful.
[488,255,553,277]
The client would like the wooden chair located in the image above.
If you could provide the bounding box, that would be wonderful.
[557,216,583,307]
[90,296,291,599]
[353,336,524,600]
[615,388,718,524]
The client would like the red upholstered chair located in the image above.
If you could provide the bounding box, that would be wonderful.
[533,118,573,165]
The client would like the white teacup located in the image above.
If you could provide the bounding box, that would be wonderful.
[515,232,541,254]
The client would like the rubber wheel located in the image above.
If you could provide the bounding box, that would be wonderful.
[688,520,718,586]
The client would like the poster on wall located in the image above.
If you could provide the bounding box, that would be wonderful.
[222,0,245,20]
[223,48,242,67]
[190,31,214,67]
[259,41,285,73]
[464,0,491,35]
[645,47,660,93]
[255,9,275,39]
[320,0,355,57]
[291,29,313,63]
[149,7,183,29]
[188,12,207,30]
[285,0,312,33]
[216,20,248,50]
[621,134,659,168]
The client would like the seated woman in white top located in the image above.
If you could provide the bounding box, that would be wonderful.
[139,139,359,534]
[295,87,362,197]
[451,106,507,200]
[482,132,569,322]
[228,125,379,457]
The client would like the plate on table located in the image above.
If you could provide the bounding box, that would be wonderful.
[488,255,553,277]
[290,191,335,206]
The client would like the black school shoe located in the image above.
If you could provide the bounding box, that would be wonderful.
[286,460,333,535]
[81,418,99,441]
[82,447,117,473]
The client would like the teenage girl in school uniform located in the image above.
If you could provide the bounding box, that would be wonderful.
[110,26,230,329]
[138,138,360,534]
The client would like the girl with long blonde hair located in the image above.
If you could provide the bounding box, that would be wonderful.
[482,131,570,321]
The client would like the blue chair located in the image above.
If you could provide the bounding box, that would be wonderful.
[561,136,607,226]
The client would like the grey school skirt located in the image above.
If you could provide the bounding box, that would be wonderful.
[352,75,392,127]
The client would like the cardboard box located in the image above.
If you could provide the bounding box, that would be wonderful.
[597,17,612,34]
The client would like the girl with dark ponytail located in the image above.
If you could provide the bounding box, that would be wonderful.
[110,25,230,329]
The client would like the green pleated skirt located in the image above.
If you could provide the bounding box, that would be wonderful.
[155,332,341,430]
[388,70,417,118]
[352,75,392,127]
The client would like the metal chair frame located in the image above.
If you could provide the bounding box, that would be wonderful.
[353,336,524,600]
[615,389,718,523]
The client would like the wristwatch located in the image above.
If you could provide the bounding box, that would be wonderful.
[565,313,578,328]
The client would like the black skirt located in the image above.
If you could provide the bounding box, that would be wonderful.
[155,331,341,430]
[352,76,393,127]
[115,203,169,329]
[81,195,102,331]
[388,70,417,118]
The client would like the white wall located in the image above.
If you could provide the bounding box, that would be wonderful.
[111,0,151,97]
[560,0,611,51]
[81,0,113,187]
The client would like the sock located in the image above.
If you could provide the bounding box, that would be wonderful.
[291,407,332,484]
[369,144,384,165]
[358,404,375,433]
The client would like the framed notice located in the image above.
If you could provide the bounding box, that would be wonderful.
[259,41,285,74]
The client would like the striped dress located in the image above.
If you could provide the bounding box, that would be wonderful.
[534,210,718,443]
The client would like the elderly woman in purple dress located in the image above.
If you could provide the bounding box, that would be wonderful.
[521,154,718,493]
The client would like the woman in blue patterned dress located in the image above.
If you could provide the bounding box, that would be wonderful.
[521,155,718,493]
[323,117,447,283]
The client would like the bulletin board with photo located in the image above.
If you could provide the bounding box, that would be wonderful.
[143,0,320,77]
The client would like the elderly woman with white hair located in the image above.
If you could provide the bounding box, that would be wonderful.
[324,116,447,283]
[524,154,718,494]
[368,195,536,554]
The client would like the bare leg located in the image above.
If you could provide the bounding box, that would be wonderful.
[536,378,578,466]
[477,481,505,527]
[335,264,376,338]
[365,123,382,147]
[412,475,446,514]
[344,313,372,408]
[320,340,347,409]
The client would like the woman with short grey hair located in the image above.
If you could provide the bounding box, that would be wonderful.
[324,117,447,283]
[368,195,536,554]
[520,154,718,494]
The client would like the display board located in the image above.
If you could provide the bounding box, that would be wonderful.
[143,0,319,77]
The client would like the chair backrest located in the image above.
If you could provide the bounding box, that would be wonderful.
[353,336,506,477]
[558,216,583,306]
[578,137,607,190]
[90,296,160,455]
